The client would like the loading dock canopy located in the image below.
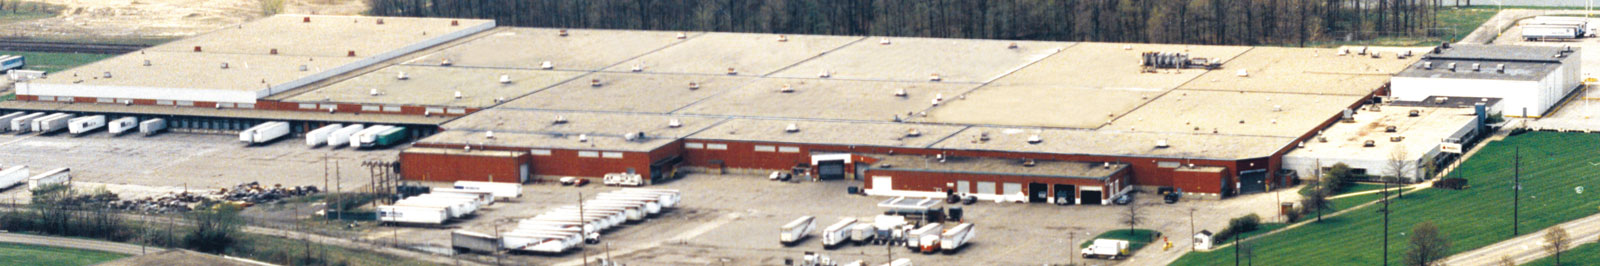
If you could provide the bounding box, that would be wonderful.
[877,196,940,212]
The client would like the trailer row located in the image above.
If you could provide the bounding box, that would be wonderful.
[1522,16,1593,41]
[451,188,683,255]
[378,189,496,225]
[303,124,408,148]
[0,112,408,148]
[0,165,71,192]
[1,112,166,135]
[783,215,974,254]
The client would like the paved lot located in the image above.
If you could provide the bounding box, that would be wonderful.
[399,174,1299,266]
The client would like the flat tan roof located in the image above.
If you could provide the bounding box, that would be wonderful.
[32,51,359,92]
[501,72,757,113]
[990,42,1252,90]
[1105,90,1363,137]
[1288,105,1478,161]
[689,119,968,148]
[401,27,692,70]
[603,32,863,76]
[442,109,721,138]
[768,37,1068,83]
[921,85,1162,129]
[418,129,680,152]
[149,15,494,58]
[283,65,584,108]
[870,154,1125,179]
[933,127,1293,160]
[1180,47,1416,95]
[404,147,526,157]
[675,78,976,121]
[1113,90,1363,137]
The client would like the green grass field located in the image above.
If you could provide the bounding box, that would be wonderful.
[1524,239,1600,266]
[1175,132,1600,265]
[1301,7,1500,47]
[1080,229,1158,253]
[1,50,118,73]
[0,242,127,266]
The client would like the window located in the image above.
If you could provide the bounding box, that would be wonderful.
[298,103,317,109]
[753,145,776,152]
[684,142,705,149]
[236,103,255,109]
[1158,161,1180,168]
[529,149,552,156]
[446,108,466,114]
[778,146,801,153]
[425,107,445,114]
[602,152,624,159]
[176,101,193,106]
[36,96,54,101]
[578,151,600,158]
[383,105,402,112]
[976,182,996,195]
[706,143,728,150]
[156,100,174,105]
[361,105,380,111]
[96,98,113,103]
[320,104,338,110]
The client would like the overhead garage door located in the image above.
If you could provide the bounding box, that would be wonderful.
[957,181,970,194]
[976,182,996,195]
[1002,183,1022,196]
[1239,170,1267,194]
[872,176,892,191]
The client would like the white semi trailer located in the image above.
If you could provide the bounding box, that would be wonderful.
[939,223,975,253]
[592,195,662,214]
[450,230,501,253]
[905,223,943,251]
[453,181,523,199]
[822,218,858,249]
[327,124,364,147]
[33,113,73,133]
[780,216,816,246]
[107,117,138,135]
[27,168,69,190]
[850,223,876,245]
[68,115,106,135]
[427,188,496,206]
[584,201,647,221]
[240,121,290,144]
[7,112,43,132]
[618,188,682,207]
[139,118,167,136]
[304,124,343,147]
[0,112,25,132]
[502,230,582,254]
[0,166,28,190]
[349,125,393,148]
[377,205,450,225]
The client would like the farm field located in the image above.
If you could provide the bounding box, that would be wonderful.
[1174,131,1600,265]
[0,242,127,266]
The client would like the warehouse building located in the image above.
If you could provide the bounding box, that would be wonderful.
[1390,44,1582,117]
[0,14,1450,202]
[1283,97,1496,182]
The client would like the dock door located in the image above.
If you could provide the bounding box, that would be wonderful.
[1053,184,1077,205]
[1027,183,1049,203]
[1238,169,1267,194]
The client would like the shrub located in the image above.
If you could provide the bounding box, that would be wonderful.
[1212,214,1264,244]
[1433,178,1469,190]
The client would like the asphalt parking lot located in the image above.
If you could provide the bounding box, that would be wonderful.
[413,174,1299,266]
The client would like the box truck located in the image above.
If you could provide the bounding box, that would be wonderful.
[822,218,858,249]
[0,166,28,190]
[304,124,343,147]
[780,216,816,246]
[327,124,364,147]
[1524,25,1583,41]
[68,115,106,135]
[1081,239,1130,259]
[377,205,449,225]
[27,168,69,190]
[240,121,290,144]
[8,112,43,132]
[939,223,975,253]
[139,118,167,136]
[451,230,501,253]
[107,117,138,135]
[453,181,523,199]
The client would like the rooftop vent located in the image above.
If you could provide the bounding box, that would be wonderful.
[1023,159,1037,167]
[1026,134,1043,144]
[396,71,409,80]
[676,32,687,39]
[1235,69,1248,77]
[906,128,921,137]
[577,134,588,142]
[103,72,112,79]
[1472,63,1481,72]
[553,115,568,124]
[668,119,682,128]
[220,62,229,69]
[369,88,380,96]
[688,82,700,90]
[1273,105,1283,112]
[785,123,800,133]
[880,38,891,45]
[1385,125,1397,132]
[347,50,356,57]
[441,58,452,66]
[1423,61,1433,70]
[1447,62,1457,72]
[1390,136,1404,142]
[376,18,384,25]
[779,84,794,93]
[929,73,942,82]
[1497,64,1506,73]
[590,79,602,87]
[485,131,495,139]
[1364,140,1376,147]
[450,20,459,26]
[541,61,553,70]
[269,48,278,55]
[454,91,463,99]
[499,75,511,84]
[1103,162,1113,169]
[631,64,643,72]
[894,88,908,97]
[559,29,569,37]
[777,35,788,42]
[624,132,640,141]
[1409,109,1421,117]
[303,16,311,23]
[142,60,151,66]
[1155,139,1169,148]
[978,132,991,142]
[818,70,830,78]
[1008,42,1019,49]
[727,67,738,75]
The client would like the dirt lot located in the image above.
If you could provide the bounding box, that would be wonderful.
[392,174,1301,266]
[1,0,367,42]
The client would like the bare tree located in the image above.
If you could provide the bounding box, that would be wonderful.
[1405,221,1450,266]
[1388,146,1414,199]
[1546,227,1570,265]
[1301,178,1334,222]
[1123,202,1144,233]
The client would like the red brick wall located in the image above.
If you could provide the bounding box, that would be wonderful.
[863,167,1129,200]
[1172,169,1228,195]
[411,142,656,179]
[399,151,530,183]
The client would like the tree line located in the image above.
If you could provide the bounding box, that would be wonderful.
[367,0,1449,46]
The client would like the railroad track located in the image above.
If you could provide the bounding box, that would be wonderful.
[0,40,148,54]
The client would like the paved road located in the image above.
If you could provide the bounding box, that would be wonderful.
[1439,213,1600,265]
[0,232,165,256]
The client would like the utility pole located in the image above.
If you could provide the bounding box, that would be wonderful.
[1513,146,1521,236]
[1190,208,1197,251]
[1378,189,1392,266]
[581,191,588,266]
[1234,234,1241,266]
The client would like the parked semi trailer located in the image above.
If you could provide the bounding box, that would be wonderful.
[850,223,876,245]
[357,126,406,148]
[1524,25,1583,41]
[8,112,43,132]
[240,121,290,144]
[139,118,167,136]
[503,230,582,254]
[613,188,683,207]
[429,188,496,206]
[348,125,392,148]
[450,230,501,253]
[377,205,450,225]
[27,168,69,190]
[33,113,73,133]
[304,124,343,147]
[68,115,106,135]
[0,166,28,190]
[0,112,25,132]
[592,195,662,214]
[107,117,138,135]
[327,124,364,147]
[905,223,943,251]
[0,55,24,72]
[939,223,975,253]
[453,181,522,199]
[584,201,647,221]
[781,216,816,246]
[822,218,858,249]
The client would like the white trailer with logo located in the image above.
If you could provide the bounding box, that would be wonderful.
[939,223,975,253]
[304,124,343,147]
[107,117,138,135]
[67,115,106,135]
[377,205,449,225]
[139,118,167,135]
[780,216,816,246]
[453,181,523,199]
[822,218,858,249]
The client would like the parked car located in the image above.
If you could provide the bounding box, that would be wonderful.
[1164,192,1181,204]
[559,177,589,186]
[1113,194,1133,205]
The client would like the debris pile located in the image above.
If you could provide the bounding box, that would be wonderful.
[108,182,321,213]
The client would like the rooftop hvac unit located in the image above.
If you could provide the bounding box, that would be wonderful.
[777,35,788,42]
[220,62,230,69]
[1235,69,1248,77]
[577,134,587,142]
[1023,159,1037,167]
[370,89,380,96]
[1497,64,1506,73]
[1447,62,1457,72]
[1422,61,1433,70]
[1385,126,1397,132]
[676,32,686,39]
[553,115,568,124]
[1390,136,1404,142]
[978,132,990,142]
[1123,45,1133,50]
[441,58,453,66]
[624,132,639,141]
[727,67,737,75]
[541,61,553,70]
[559,29,569,37]
[1358,47,1368,55]
[1007,42,1019,49]
[1409,109,1422,117]
[299,65,308,71]
[929,73,942,82]
[1026,134,1042,144]
[818,70,830,78]
[880,38,891,45]
[1472,63,1481,72]
[486,131,495,139]
[1155,139,1169,148]
[1103,162,1112,169]
[454,91,463,99]
[688,82,700,90]
[1363,140,1376,147]
[499,75,511,84]
[631,64,643,72]
[779,84,794,93]
[906,128,921,137]
[397,71,409,80]
[1273,105,1283,112]
[785,123,800,133]
[894,88,908,97]
[142,60,151,66]
[1337,49,1348,56]
[590,79,602,87]
[103,72,112,79]
[668,119,682,128]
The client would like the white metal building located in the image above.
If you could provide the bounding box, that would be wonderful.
[1282,100,1490,182]
[1389,44,1581,118]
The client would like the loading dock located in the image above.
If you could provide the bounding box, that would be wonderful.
[862,155,1130,205]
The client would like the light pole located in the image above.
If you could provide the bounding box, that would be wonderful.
[1513,146,1521,236]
